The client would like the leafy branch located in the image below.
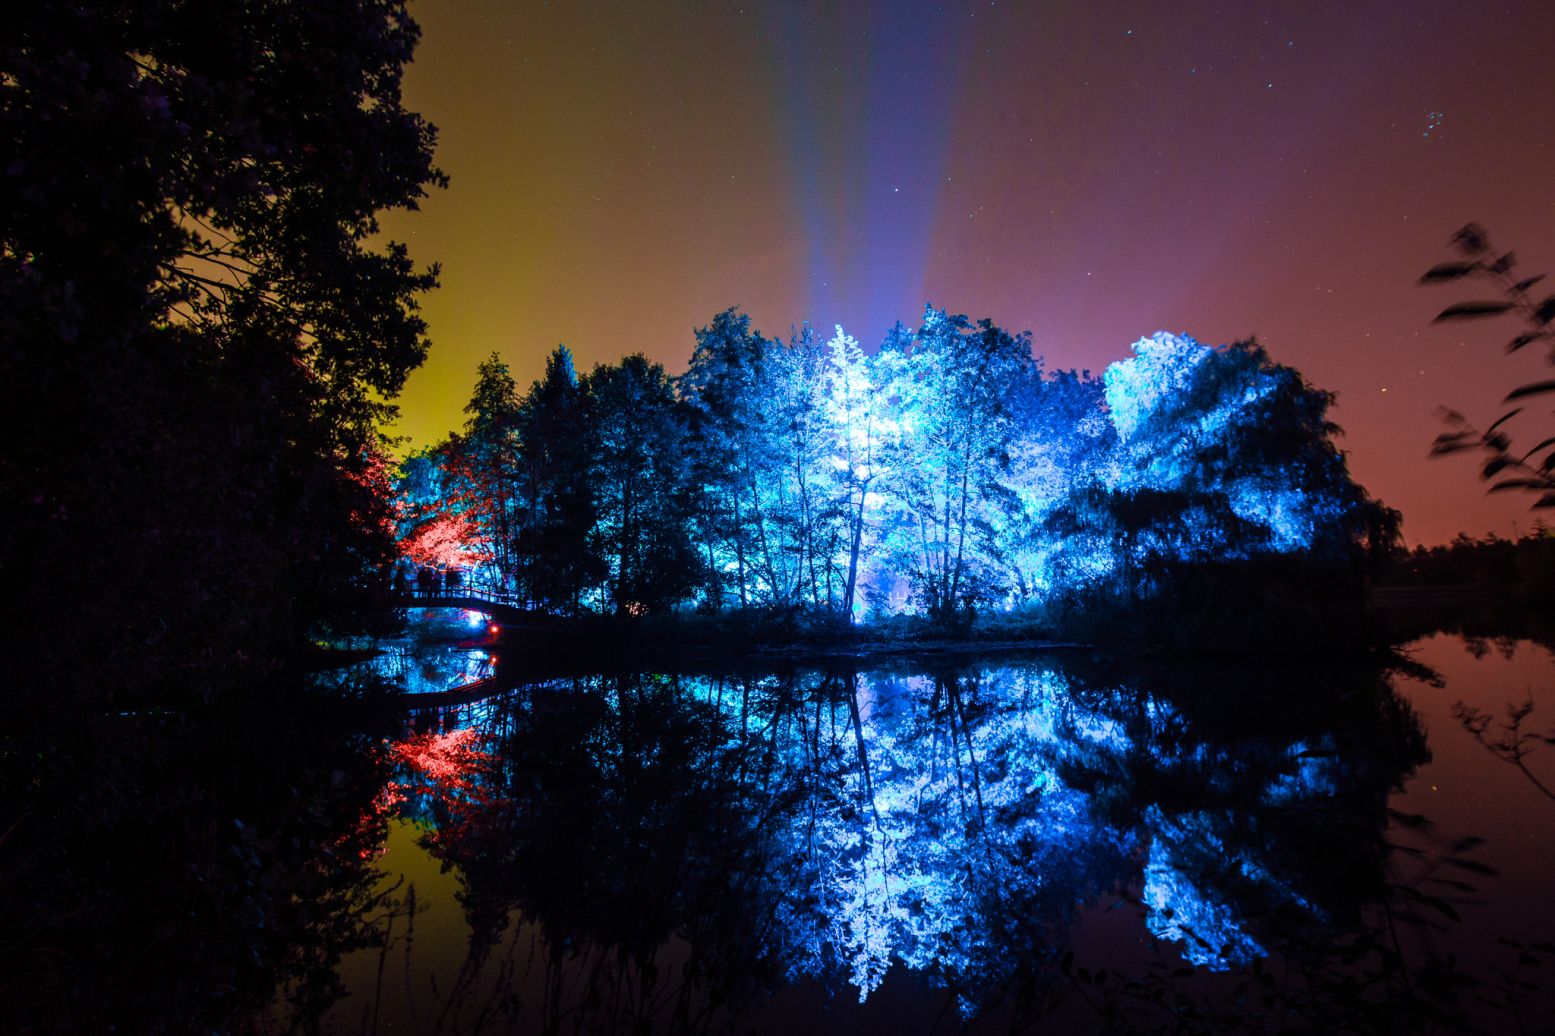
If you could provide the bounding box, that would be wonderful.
[1452,697,1555,803]
[1423,224,1555,504]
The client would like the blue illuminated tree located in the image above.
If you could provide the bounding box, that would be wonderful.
[873,308,1036,624]
[394,311,1386,639]
[820,325,887,618]
[1001,367,1114,604]
[766,323,833,609]
[681,308,783,608]
[1102,333,1363,559]
[1028,332,1383,642]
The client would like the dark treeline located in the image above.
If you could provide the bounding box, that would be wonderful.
[1374,529,1555,600]
[399,311,1398,647]
[2,0,445,707]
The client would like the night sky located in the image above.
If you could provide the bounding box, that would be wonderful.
[381,1,1555,546]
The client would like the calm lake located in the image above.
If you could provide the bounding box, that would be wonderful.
[260,616,1555,1033]
[14,615,1554,1033]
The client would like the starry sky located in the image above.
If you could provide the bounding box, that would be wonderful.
[380,0,1555,546]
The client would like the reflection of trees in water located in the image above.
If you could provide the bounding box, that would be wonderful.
[0,696,402,1033]
[4,657,1537,1032]
[1454,696,1555,804]
[364,641,494,695]
[306,638,495,697]
[364,659,1440,1031]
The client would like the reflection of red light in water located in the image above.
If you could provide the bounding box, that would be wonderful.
[344,730,499,864]
[391,728,484,786]
[382,727,495,812]
[378,728,506,863]
[348,786,398,861]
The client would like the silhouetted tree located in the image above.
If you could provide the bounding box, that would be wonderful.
[515,346,604,612]
[585,354,702,615]
[2,0,444,700]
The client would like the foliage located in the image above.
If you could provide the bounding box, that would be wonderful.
[1423,223,1555,506]
[872,307,1036,624]
[1,0,444,702]
[399,312,1384,640]
[1453,696,1555,803]
[584,354,704,615]
[514,346,603,612]
[457,353,523,579]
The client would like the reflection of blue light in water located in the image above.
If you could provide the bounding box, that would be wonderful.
[311,609,495,696]
[395,662,1400,1013]
[360,646,492,695]
[1264,739,1340,805]
[1143,808,1263,969]
[676,669,1330,996]
[371,609,494,692]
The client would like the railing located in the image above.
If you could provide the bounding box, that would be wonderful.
[396,585,523,607]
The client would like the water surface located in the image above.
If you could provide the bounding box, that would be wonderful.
[294,634,1555,1033]
[10,629,1552,1032]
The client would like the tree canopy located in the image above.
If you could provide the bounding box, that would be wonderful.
[396,314,1386,638]
[2,0,445,701]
